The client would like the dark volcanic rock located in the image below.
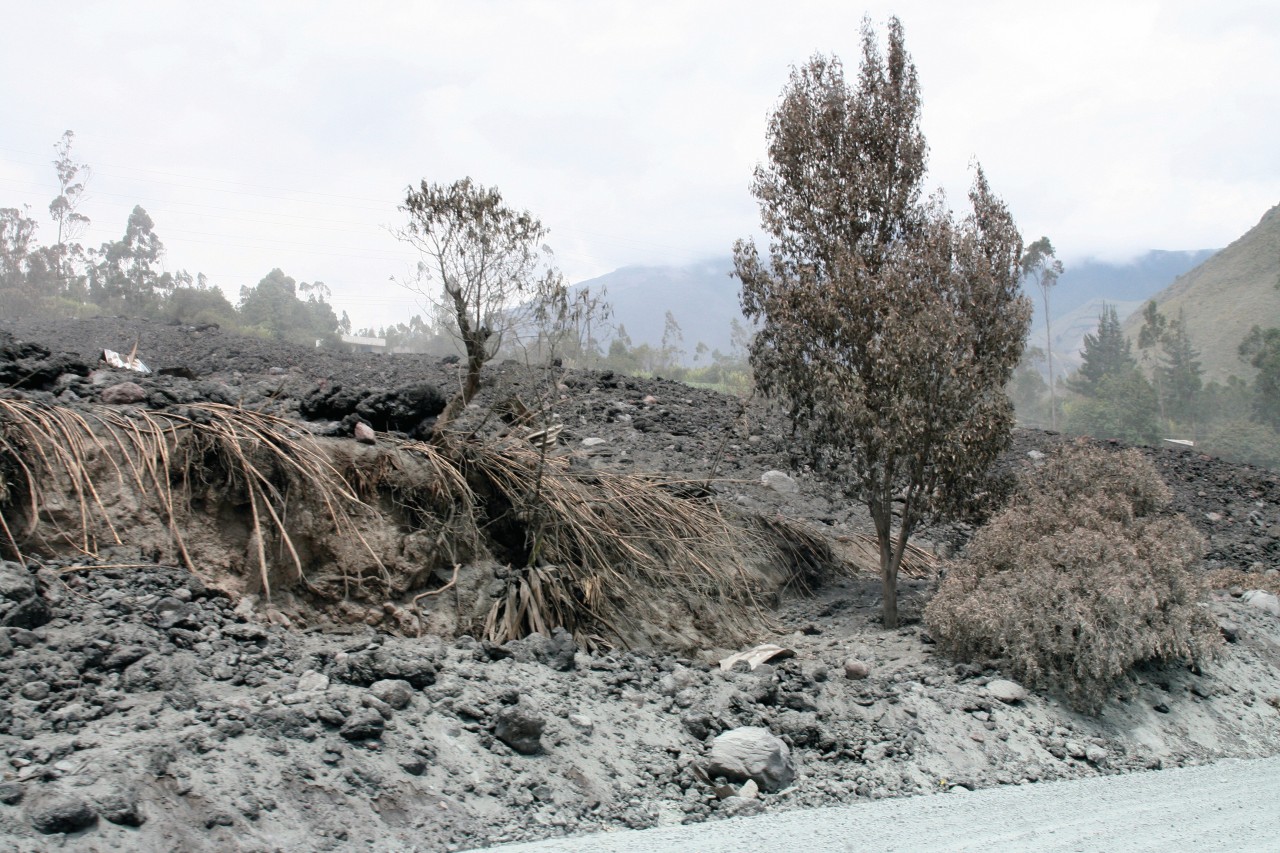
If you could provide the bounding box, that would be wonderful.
[0,330,90,391]
[27,795,98,834]
[0,561,51,629]
[331,643,438,689]
[340,708,386,741]
[494,699,546,755]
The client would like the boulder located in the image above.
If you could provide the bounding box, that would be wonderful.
[987,679,1028,704]
[703,726,795,793]
[0,561,50,629]
[370,678,414,710]
[28,796,98,834]
[1243,590,1280,617]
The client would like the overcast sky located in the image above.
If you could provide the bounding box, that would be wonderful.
[3,1,1277,331]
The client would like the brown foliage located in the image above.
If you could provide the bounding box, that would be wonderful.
[735,17,1030,627]
[925,441,1220,713]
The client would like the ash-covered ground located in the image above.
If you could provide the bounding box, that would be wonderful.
[1,317,1279,852]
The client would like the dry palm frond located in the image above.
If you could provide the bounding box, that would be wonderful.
[174,402,386,597]
[443,435,769,649]
[755,514,844,593]
[0,398,389,599]
[838,531,940,579]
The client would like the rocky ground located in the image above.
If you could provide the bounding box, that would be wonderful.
[1,317,1279,852]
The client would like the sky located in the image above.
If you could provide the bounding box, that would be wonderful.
[2,0,1278,332]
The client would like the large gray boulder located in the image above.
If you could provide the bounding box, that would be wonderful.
[703,726,795,792]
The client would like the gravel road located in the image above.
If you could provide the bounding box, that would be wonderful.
[474,755,1280,852]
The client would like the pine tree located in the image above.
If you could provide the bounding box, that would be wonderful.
[1070,304,1136,397]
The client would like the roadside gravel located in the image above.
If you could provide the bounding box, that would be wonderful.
[474,754,1280,853]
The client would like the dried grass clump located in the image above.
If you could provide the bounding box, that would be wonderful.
[924,440,1220,713]
[455,436,768,649]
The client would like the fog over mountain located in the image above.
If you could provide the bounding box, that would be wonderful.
[578,250,1218,370]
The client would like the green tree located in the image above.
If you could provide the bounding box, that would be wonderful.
[89,205,170,314]
[1009,346,1050,427]
[1239,325,1280,430]
[1065,370,1159,444]
[1137,299,1170,422]
[160,273,239,328]
[734,18,1030,628]
[1158,310,1203,432]
[0,206,56,316]
[238,268,339,345]
[1021,237,1064,429]
[660,310,685,374]
[1069,304,1135,397]
[396,177,564,428]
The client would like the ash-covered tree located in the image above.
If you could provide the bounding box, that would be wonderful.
[734,18,1031,628]
[1021,237,1064,429]
[397,178,565,428]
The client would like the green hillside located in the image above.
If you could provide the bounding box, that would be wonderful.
[1123,204,1280,384]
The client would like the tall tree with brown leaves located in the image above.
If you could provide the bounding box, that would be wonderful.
[735,18,1031,627]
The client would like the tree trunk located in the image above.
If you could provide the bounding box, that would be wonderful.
[871,501,899,629]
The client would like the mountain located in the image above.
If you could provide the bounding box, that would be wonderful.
[575,245,1223,370]
[572,258,741,361]
[1120,204,1280,384]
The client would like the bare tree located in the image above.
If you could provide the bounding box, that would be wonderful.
[1021,237,1064,429]
[735,18,1031,628]
[397,178,564,428]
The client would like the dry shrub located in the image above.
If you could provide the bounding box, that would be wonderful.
[924,440,1220,713]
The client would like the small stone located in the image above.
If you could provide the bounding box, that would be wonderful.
[844,659,871,680]
[738,779,759,800]
[370,679,414,710]
[96,790,145,826]
[100,382,146,405]
[28,796,98,834]
[0,782,24,805]
[581,437,607,448]
[987,679,1028,704]
[354,422,377,444]
[339,709,385,741]
[296,670,330,693]
[568,713,594,735]
[494,699,546,756]
[399,756,427,776]
[1085,745,1108,765]
[20,681,50,701]
[761,470,799,494]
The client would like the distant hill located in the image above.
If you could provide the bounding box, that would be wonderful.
[572,258,741,362]
[1121,204,1280,384]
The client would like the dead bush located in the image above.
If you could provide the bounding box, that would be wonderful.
[924,440,1219,713]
